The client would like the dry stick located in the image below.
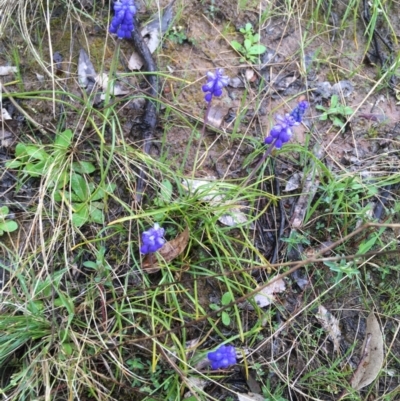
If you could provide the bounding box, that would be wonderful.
[98,222,398,354]
[129,20,158,202]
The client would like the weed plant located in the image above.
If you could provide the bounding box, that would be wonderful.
[0,1,399,401]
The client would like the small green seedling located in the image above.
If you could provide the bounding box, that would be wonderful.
[324,259,359,284]
[0,206,18,235]
[231,23,266,63]
[6,129,115,228]
[316,94,354,128]
[167,26,187,44]
[209,292,233,326]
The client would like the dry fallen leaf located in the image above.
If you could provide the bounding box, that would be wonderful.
[0,66,17,76]
[0,108,12,121]
[240,278,286,310]
[95,73,129,97]
[350,311,384,390]
[142,227,189,273]
[316,305,341,352]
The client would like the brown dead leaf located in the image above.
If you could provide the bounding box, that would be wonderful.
[240,278,286,310]
[142,227,189,273]
[350,311,384,390]
[316,305,341,352]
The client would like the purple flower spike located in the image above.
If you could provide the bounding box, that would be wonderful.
[207,345,237,370]
[140,223,165,254]
[202,68,230,103]
[109,0,136,39]
[264,100,309,149]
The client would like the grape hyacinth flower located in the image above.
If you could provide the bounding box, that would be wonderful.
[202,68,230,103]
[207,345,237,370]
[140,223,165,254]
[243,99,309,186]
[264,100,309,149]
[109,0,136,39]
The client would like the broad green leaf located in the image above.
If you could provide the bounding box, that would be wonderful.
[221,311,231,326]
[160,180,173,203]
[252,33,260,42]
[24,145,49,161]
[244,38,252,50]
[248,44,267,55]
[61,343,73,356]
[89,204,104,224]
[90,183,116,201]
[245,22,252,32]
[332,117,344,127]
[83,261,98,269]
[15,143,28,157]
[72,205,89,227]
[72,161,96,174]
[221,292,233,305]
[0,220,18,233]
[0,206,9,216]
[55,129,73,149]
[25,160,48,177]
[71,173,88,201]
[231,41,245,52]
[5,160,23,168]
[330,95,338,107]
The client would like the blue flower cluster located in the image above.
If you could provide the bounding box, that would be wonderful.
[264,100,309,149]
[207,345,237,370]
[140,223,165,254]
[202,69,230,103]
[109,0,136,39]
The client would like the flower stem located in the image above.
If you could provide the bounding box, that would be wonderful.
[193,101,212,174]
[242,139,277,187]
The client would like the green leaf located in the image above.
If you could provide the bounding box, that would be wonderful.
[245,23,253,32]
[221,292,233,305]
[221,311,231,326]
[231,41,245,53]
[159,180,173,203]
[89,204,104,224]
[72,161,96,174]
[5,160,23,168]
[330,95,339,107]
[61,342,73,356]
[83,261,98,269]
[24,145,49,161]
[244,38,252,50]
[15,143,28,157]
[71,173,88,201]
[0,220,18,233]
[0,206,9,216]
[248,44,266,55]
[252,33,260,42]
[25,160,48,177]
[332,117,344,127]
[90,183,116,201]
[72,204,89,227]
[343,106,354,115]
[55,129,73,149]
